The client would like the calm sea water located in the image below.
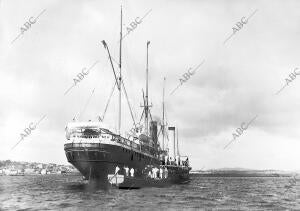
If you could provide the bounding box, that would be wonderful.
[0,174,299,210]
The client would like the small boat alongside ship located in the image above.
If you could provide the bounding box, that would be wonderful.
[64,7,191,188]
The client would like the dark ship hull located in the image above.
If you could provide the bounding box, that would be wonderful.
[64,142,191,188]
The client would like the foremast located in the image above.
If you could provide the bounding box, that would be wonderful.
[162,77,166,152]
[118,6,123,135]
[145,41,150,136]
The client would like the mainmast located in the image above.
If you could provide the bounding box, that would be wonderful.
[162,77,166,151]
[145,41,150,136]
[173,127,176,159]
[176,127,180,156]
[118,6,123,135]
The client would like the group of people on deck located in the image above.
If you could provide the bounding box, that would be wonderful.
[147,167,168,179]
[161,156,189,167]
[115,166,135,177]
[114,165,168,179]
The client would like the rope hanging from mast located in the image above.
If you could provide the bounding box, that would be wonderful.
[100,81,117,121]
[138,89,146,125]
[77,88,95,120]
[101,40,120,90]
[121,79,136,127]
[101,38,137,128]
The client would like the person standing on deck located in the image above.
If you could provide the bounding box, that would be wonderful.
[115,166,120,174]
[152,167,159,178]
[130,168,134,177]
[151,168,155,178]
[124,166,129,176]
[164,167,168,178]
[148,171,152,178]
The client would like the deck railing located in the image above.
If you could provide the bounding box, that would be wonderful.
[65,135,157,156]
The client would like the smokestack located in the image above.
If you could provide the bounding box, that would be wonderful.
[150,121,158,147]
[168,126,176,159]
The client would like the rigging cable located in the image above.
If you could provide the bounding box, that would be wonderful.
[164,102,170,150]
[138,89,146,125]
[77,88,95,120]
[101,40,137,128]
[123,41,138,122]
[101,81,117,121]
[101,40,120,89]
[121,78,137,127]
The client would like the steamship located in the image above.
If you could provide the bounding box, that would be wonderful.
[64,7,191,188]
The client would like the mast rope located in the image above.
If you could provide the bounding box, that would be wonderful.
[149,110,153,122]
[164,107,170,150]
[138,89,146,125]
[78,88,95,120]
[101,81,117,121]
[101,40,137,128]
[139,109,145,125]
[123,44,138,122]
[157,127,162,137]
[101,40,120,89]
[121,79,137,127]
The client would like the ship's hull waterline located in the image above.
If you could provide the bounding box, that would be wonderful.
[64,143,191,188]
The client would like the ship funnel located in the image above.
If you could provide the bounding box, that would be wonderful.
[150,121,158,147]
[168,126,176,160]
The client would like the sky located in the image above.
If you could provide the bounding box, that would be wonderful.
[1,0,300,171]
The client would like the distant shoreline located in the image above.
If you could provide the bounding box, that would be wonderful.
[190,169,298,177]
[191,173,291,177]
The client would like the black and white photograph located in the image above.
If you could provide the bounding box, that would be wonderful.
[0,0,299,210]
